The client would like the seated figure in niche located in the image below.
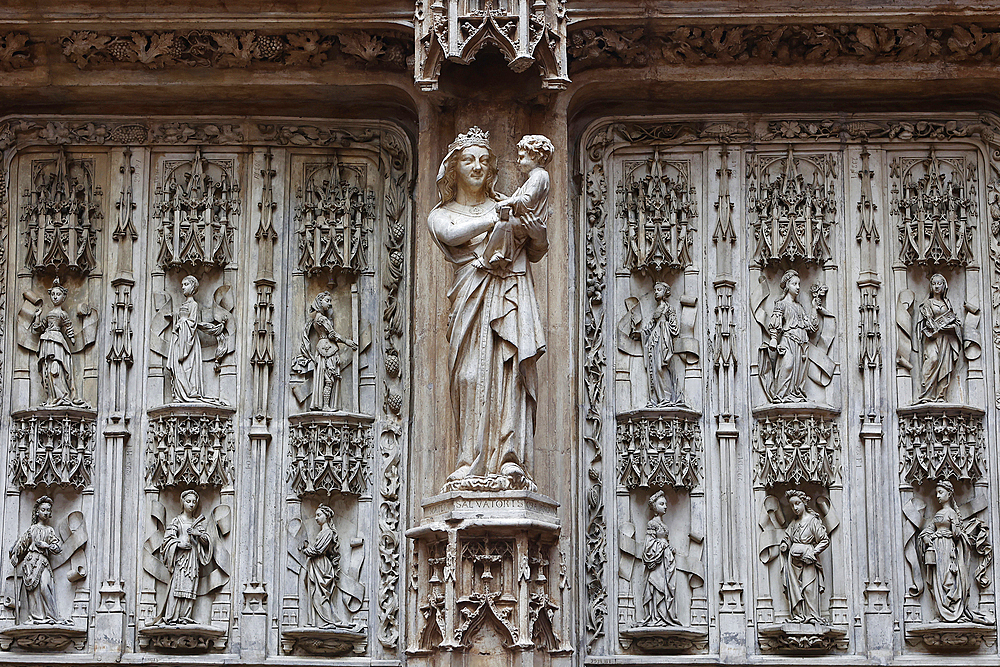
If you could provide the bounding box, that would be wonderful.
[300,504,353,628]
[9,496,69,625]
[780,489,830,625]
[916,273,963,403]
[167,275,228,405]
[760,269,820,403]
[292,291,358,412]
[639,490,680,627]
[157,489,213,625]
[918,480,992,624]
[31,279,87,408]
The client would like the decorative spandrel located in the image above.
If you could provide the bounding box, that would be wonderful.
[617,153,697,273]
[892,150,977,267]
[748,148,837,267]
[22,149,102,275]
[153,149,239,272]
[295,159,374,275]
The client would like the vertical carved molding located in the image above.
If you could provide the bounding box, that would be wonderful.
[712,144,745,657]
[856,146,891,650]
[584,161,608,652]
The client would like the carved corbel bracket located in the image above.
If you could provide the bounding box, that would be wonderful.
[281,626,366,656]
[0,624,87,652]
[137,625,226,653]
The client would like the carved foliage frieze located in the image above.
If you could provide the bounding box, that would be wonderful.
[616,414,702,490]
[22,149,102,275]
[753,415,840,489]
[892,150,977,267]
[9,410,96,490]
[287,415,373,497]
[617,152,697,272]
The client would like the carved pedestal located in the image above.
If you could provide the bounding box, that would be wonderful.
[619,626,708,653]
[905,622,998,651]
[137,624,226,652]
[0,624,88,651]
[758,623,849,654]
[281,626,367,656]
[406,491,567,663]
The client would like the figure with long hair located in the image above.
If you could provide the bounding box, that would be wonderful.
[31,279,84,407]
[761,269,820,402]
[640,490,679,626]
[158,489,212,625]
[300,504,350,627]
[641,282,683,406]
[9,496,67,624]
[292,291,357,411]
[167,276,226,403]
[918,480,990,623]
[780,489,829,624]
[427,127,548,489]
[916,273,962,402]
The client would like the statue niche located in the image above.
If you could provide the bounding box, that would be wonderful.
[150,274,234,406]
[753,269,835,406]
[282,501,366,656]
[18,279,97,409]
[139,488,230,652]
[291,289,358,413]
[1,496,88,651]
[618,280,699,409]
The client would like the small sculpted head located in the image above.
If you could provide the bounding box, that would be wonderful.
[516,135,554,170]
[929,273,948,297]
[32,496,54,524]
[653,281,670,301]
[181,275,200,297]
[935,479,954,505]
[436,127,498,205]
[648,490,668,516]
[780,269,801,298]
[786,489,811,517]
[48,279,68,306]
[315,504,335,526]
[181,489,200,513]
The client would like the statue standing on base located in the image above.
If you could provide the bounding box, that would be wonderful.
[9,496,69,625]
[427,128,550,492]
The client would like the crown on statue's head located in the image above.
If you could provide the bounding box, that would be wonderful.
[448,126,491,153]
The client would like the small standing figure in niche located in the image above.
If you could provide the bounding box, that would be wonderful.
[916,273,963,403]
[780,489,830,625]
[157,489,212,625]
[480,135,553,270]
[639,490,680,627]
[292,291,358,412]
[760,269,820,403]
[300,504,351,628]
[31,279,86,408]
[9,496,69,625]
[637,282,683,407]
[918,480,991,624]
[167,275,227,404]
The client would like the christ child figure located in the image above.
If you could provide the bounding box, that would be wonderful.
[481,135,554,269]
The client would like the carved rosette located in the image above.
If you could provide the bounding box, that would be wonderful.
[616,409,702,490]
[898,405,986,485]
[286,412,373,498]
[752,413,841,489]
[144,405,236,489]
[9,408,97,489]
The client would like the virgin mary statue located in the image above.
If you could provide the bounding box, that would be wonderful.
[427,127,548,490]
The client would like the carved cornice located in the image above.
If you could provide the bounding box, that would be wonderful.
[569,23,1000,70]
[0,30,410,71]
[61,30,411,70]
